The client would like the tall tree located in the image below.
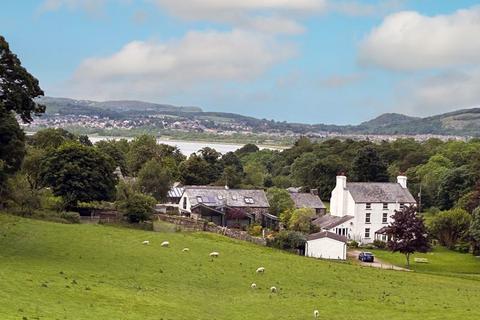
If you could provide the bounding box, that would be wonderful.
[137,159,172,202]
[351,146,389,182]
[386,206,430,268]
[469,208,480,256]
[267,187,295,217]
[40,142,116,208]
[437,166,475,210]
[0,36,45,122]
[429,208,471,249]
[29,128,77,150]
[178,154,211,185]
[127,135,159,175]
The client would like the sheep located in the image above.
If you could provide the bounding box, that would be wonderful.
[251,283,257,289]
[256,267,265,274]
[142,240,150,245]
[182,248,190,252]
[209,251,219,258]
[314,310,319,318]
[161,241,170,247]
[270,286,277,293]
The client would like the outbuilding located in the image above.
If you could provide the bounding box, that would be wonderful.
[305,231,348,260]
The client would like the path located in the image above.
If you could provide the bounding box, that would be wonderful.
[348,250,410,271]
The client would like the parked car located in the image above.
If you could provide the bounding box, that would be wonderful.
[358,252,374,263]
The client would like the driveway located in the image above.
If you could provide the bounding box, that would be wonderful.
[348,250,409,271]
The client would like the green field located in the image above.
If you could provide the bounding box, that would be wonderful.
[1,214,480,320]
[369,247,480,279]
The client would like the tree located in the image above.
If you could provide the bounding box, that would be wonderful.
[198,147,223,183]
[127,135,159,175]
[386,206,430,268]
[351,146,388,182]
[137,159,172,202]
[29,128,77,150]
[288,208,316,233]
[243,161,265,187]
[116,191,156,223]
[21,147,46,190]
[0,35,45,123]
[235,143,259,157]
[290,153,317,187]
[95,139,129,175]
[437,166,475,210]
[267,188,295,217]
[6,173,41,214]
[469,208,480,255]
[40,142,116,208]
[0,108,25,174]
[218,165,243,188]
[429,208,471,249]
[179,154,211,185]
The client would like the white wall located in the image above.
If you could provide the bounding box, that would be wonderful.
[305,237,347,260]
[179,194,192,213]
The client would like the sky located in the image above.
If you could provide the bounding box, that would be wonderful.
[1,0,480,124]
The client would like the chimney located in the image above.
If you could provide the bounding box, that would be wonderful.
[336,174,347,189]
[310,188,319,196]
[397,175,407,189]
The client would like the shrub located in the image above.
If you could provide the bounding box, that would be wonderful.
[267,230,306,251]
[248,224,263,237]
[61,211,81,224]
[373,240,387,249]
[454,242,470,254]
[348,240,359,248]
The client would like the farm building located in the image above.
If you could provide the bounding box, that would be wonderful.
[178,186,276,229]
[305,231,348,260]
[288,189,326,215]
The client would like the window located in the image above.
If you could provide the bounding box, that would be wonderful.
[365,228,370,238]
[196,196,203,203]
[183,198,187,209]
[336,228,348,236]
[383,203,388,210]
[382,212,388,224]
[400,203,405,210]
[366,203,371,210]
[365,212,371,224]
[244,197,255,204]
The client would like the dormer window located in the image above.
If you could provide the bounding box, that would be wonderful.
[196,196,203,203]
[217,195,223,200]
[366,203,371,210]
[244,197,254,204]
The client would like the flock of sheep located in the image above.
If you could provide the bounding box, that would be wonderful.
[142,240,320,318]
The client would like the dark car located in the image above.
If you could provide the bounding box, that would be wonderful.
[358,252,374,263]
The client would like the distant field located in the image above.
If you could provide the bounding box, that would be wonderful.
[1,214,480,320]
[368,247,480,279]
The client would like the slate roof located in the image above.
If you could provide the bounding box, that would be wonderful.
[167,187,185,199]
[346,182,416,203]
[289,192,326,209]
[312,215,354,230]
[307,231,348,243]
[184,186,270,208]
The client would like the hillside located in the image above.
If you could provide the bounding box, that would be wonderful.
[0,214,479,320]
[34,97,480,137]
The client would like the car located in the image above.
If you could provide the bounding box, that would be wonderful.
[358,251,374,263]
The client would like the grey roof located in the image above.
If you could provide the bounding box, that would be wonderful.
[168,187,185,198]
[289,193,326,209]
[346,182,416,203]
[307,231,348,243]
[312,215,354,230]
[184,186,270,208]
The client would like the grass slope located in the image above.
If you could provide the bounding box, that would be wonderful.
[1,214,479,320]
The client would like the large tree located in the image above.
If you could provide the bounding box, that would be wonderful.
[137,159,172,202]
[351,146,389,182]
[469,207,480,255]
[429,208,471,249]
[386,206,430,268]
[40,142,116,207]
[0,36,45,122]
[267,187,295,217]
[437,166,475,210]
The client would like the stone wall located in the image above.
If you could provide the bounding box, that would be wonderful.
[154,214,266,246]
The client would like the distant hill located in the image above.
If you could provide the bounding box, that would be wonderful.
[36,97,480,137]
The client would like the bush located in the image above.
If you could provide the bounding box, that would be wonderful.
[267,230,306,251]
[248,224,263,237]
[373,240,387,249]
[61,211,81,224]
[454,242,470,254]
[348,240,359,248]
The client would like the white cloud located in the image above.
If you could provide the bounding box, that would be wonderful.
[319,73,365,88]
[360,7,480,70]
[64,29,295,100]
[398,69,480,115]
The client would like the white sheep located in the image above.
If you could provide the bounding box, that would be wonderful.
[270,286,277,293]
[142,240,150,245]
[182,248,190,252]
[209,251,219,257]
[256,267,265,273]
[251,283,257,289]
[161,241,170,247]
[314,310,319,318]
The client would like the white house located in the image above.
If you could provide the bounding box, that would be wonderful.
[325,174,416,244]
[305,231,348,260]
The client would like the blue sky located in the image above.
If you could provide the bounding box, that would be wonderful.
[2,0,480,124]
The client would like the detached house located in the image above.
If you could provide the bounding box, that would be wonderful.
[179,186,276,229]
[320,174,416,244]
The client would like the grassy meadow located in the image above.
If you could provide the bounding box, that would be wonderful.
[1,213,480,320]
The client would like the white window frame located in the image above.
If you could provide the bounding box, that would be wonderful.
[366,203,372,210]
[365,212,371,224]
[382,212,388,224]
[364,228,370,239]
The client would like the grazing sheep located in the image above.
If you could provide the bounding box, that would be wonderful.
[251,283,257,289]
[314,310,319,318]
[142,240,150,245]
[270,286,277,293]
[256,267,265,273]
[161,241,170,247]
[182,248,190,252]
[209,252,219,257]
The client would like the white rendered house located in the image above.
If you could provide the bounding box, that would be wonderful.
[326,174,416,244]
[305,231,348,260]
